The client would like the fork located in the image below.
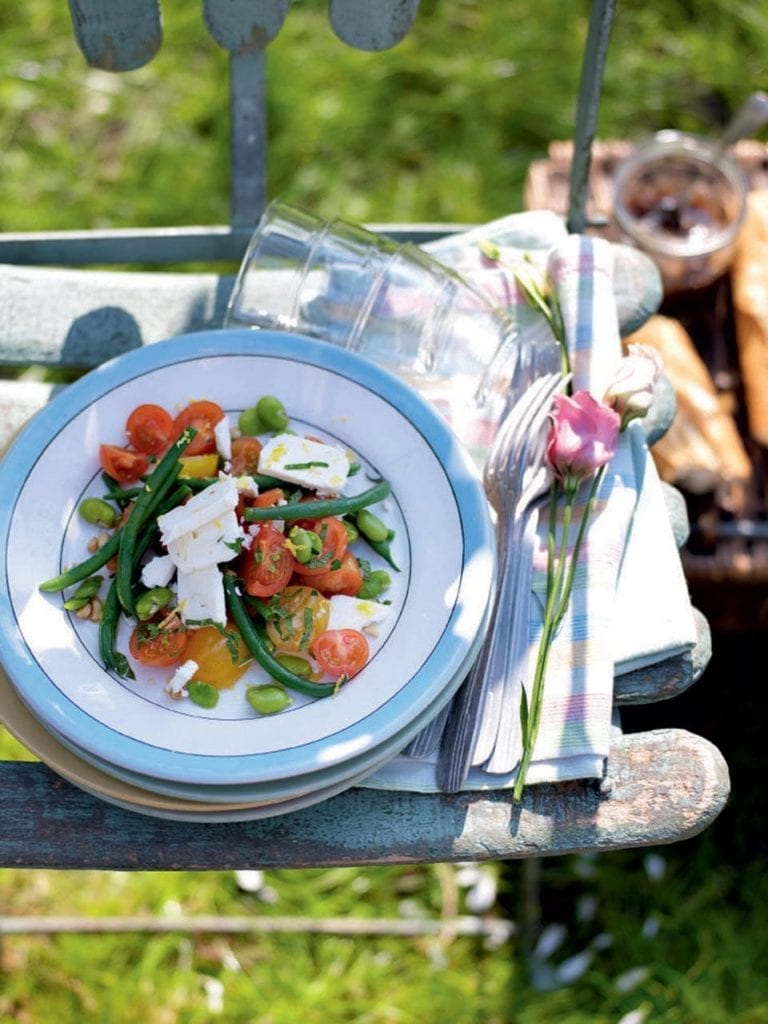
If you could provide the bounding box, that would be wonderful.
[436,369,564,792]
[480,449,553,773]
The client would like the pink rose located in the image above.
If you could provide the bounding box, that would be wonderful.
[546,390,621,485]
[603,343,664,427]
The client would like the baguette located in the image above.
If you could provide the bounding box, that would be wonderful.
[732,189,768,446]
[624,314,751,512]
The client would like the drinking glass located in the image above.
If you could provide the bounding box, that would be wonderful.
[224,200,517,382]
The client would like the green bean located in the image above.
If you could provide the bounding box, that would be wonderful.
[247,683,292,715]
[365,529,400,571]
[243,479,391,523]
[115,427,196,615]
[98,578,133,679]
[78,497,118,528]
[102,485,143,503]
[237,406,265,436]
[182,472,285,491]
[224,574,337,698]
[40,531,121,593]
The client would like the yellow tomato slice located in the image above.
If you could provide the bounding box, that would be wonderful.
[178,453,220,479]
[265,585,330,654]
[184,624,252,690]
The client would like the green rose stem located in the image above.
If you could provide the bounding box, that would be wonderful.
[513,464,607,803]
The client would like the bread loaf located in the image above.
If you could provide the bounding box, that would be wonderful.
[732,189,768,447]
[624,314,751,512]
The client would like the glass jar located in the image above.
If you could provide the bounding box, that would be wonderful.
[613,130,749,295]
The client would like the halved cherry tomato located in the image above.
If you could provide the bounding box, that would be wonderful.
[99,444,150,486]
[254,488,285,508]
[265,584,330,653]
[312,628,369,679]
[128,613,189,667]
[241,525,295,598]
[230,436,263,476]
[173,400,226,457]
[125,403,175,455]
[183,623,251,689]
[292,516,348,577]
[302,550,363,597]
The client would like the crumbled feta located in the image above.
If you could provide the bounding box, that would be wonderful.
[140,553,176,589]
[258,433,350,496]
[327,594,391,633]
[214,415,232,461]
[235,475,260,498]
[157,474,240,544]
[176,565,227,625]
[166,510,244,572]
[166,659,199,696]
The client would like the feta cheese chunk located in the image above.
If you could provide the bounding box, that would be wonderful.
[327,594,391,633]
[157,475,239,545]
[214,415,232,461]
[166,510,244,572]
[176,565,227,626]
[166,659,199,696]
[140,553,176,589]
[258,433,350,496]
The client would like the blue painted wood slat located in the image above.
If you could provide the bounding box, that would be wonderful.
[67,0,162,71]
[329,0,421,51]
[203,0,291,52]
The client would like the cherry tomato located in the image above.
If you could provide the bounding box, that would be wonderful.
[173,400,226,457]
[230,436,263,476]
[183,624,251,689]
[312,628,369,679]
[291,516,348,577]
[241,525,295,598]
[99,444,150,486]
[253,488,285,508]
[265,585,330,654]
[125,403,175,455]
[128,613,189,667]
[303,550,364,597]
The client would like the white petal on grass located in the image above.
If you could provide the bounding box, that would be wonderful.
[615,965,650,992]
[643,852,667,882]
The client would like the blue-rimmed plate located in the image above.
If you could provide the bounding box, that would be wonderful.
[0,329,494,788]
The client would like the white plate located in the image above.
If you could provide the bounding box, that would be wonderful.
[0,329,495,786]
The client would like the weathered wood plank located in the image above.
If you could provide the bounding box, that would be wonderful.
[203,0,290,52]
[229,52,267,225]
[0,242,661,371]
[0,729,729,869]
[329,0,420,51]
[67,0,162,71]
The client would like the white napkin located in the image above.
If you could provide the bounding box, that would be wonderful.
[361,227,697,793]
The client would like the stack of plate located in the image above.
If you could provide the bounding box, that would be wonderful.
[0,330,495,821]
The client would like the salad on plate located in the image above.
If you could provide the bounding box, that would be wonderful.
[39,393,400,718]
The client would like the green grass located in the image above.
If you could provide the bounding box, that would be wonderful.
[1,0,767,230]
[2,1,768,1021]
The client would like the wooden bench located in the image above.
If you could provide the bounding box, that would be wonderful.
[0,1,729,870]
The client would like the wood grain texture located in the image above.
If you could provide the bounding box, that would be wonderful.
[67,0,162,71]
[0,729,729,869]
